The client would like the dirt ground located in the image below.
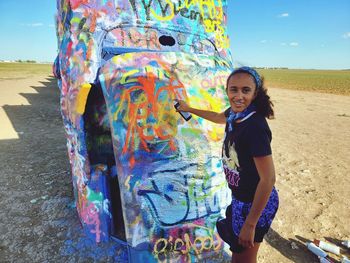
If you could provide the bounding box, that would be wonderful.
[0,73,349,262]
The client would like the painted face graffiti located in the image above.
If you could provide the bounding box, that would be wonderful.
[110,67,188,167]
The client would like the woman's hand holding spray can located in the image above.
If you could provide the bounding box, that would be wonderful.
[173,100,192,121]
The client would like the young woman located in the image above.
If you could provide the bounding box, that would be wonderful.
[176,67,279,263]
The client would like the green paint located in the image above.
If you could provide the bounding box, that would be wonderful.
[87,189,103,203]
[70,17,81,24]
[180,128,202,137]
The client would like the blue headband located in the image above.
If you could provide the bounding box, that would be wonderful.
[231,66,262,89]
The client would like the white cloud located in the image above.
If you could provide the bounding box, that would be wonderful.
[21,23,44,27]
[342,32,350,39]
[260,40,267,44]
[281,42,299,47]
[278,13,289,18]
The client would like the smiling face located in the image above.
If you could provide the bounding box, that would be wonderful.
[226,72,257,113]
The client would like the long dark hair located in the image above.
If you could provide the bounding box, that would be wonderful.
[253,77,274,119]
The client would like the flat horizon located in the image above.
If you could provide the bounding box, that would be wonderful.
[1,60,349,71]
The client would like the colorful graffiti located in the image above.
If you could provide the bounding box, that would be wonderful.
[153,224,222,261]
[54,0,233,261]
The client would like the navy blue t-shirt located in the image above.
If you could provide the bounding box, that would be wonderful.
[222,108,272,202]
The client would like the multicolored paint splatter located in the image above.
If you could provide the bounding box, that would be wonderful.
[54,0,233,261]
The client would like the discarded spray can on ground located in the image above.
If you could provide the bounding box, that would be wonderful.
[319,256,333,263]
[307,242,328,258]
[314,239,340,255]
[342,240,350,249]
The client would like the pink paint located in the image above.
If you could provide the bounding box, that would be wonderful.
[70,0,88,9]
[80,199,102,242]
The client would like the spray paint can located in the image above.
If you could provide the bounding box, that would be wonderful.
[314,239,340,255]
[342,240,350,248]
[173,100,192,121]
[319,256,333,263]
[307,242,328,258]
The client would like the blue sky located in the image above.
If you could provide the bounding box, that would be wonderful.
[0,1,349,69]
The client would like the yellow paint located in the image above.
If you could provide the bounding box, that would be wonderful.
[153,223,222,257]
[150,0,174,21]
[144,65,153,74]
[131,215,141,227]
[76,83,92,114]
[120,69,139,85]
[125,175,131,191]
[150,0,224,33]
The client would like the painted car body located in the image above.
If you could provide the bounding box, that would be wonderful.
[54,0,233,261]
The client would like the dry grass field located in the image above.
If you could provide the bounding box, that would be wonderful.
[258,68,350,96]
[0,62,52,79]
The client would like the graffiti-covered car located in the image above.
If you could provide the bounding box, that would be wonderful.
[54,0,233,261]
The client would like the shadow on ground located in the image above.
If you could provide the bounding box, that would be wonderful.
[265,229,322,262]
[0,77,126,263]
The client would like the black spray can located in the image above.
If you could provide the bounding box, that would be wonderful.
[173,101,192,121]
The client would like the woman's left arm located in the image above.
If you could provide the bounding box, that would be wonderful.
[238,155,276,248]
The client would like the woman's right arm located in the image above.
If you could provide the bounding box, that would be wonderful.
[176,100,226,124]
